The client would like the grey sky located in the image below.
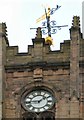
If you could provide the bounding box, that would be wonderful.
[0,0,83,52]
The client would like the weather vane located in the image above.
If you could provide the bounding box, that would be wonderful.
[30,5,68,45]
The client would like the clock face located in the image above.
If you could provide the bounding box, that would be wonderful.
[22,89,55,113]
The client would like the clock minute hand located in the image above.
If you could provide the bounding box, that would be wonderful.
[38,96,46,103]
[31,96,46,103]
[31,100,39,103]
[25,101,38,104]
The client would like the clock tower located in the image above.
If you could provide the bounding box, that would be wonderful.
[0,16,84,119]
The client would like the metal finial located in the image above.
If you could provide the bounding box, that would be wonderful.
[72,16,80,27]
[36,27,42,38]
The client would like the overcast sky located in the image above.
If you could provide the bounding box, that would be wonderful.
[0,0,83,52]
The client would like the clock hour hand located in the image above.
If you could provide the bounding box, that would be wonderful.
[25,100,38,104]
[26,97,46,104]
[31,100,40,104]
[38,96,46,103]
[31,99,44,103]
[31,97,46,103]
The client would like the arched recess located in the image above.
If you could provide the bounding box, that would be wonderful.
[19,81,58,118]
[20,81,56,99]
[22,111,37,120]
[39,111,55,120]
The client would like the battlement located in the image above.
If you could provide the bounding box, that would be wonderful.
[6,39,70,65]
[0,17,83,67]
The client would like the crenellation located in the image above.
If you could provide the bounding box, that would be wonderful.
[28,45,33,55]
[6,46,19,56]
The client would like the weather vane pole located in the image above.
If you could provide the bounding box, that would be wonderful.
[45,7,51,37]
[30,5,68,45]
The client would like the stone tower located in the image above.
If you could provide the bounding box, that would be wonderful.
[0,23,9,120]
[82,1,84,38]
[0,16,84,119]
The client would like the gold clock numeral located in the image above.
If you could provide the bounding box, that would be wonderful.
[44,105,49,110]
[39,107,45,112]
[28,94,34,98]
[25,97,31,101]
[47,96,52,100]
[44,93,50,97]
[32,91,40,96]
[34,108,38,112]
[29,106,33,110]
[47,101,52,105]
[41,91,45,96]
[25,98,31,104]
[47,99,52,102]
[34,92,38,96]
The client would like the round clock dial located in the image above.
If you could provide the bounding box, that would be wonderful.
[22,89,55,112]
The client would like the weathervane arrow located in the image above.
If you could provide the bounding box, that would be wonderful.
[36,5,61,23]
